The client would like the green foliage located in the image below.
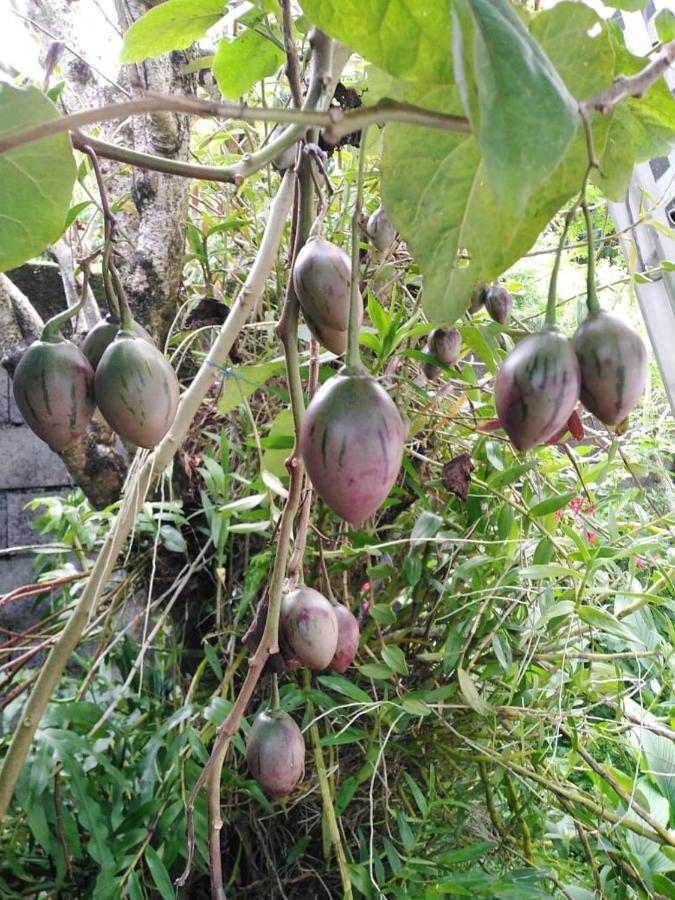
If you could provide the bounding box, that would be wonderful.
[120,0,227,63]
[0,84,76,272]
[213,30,285,99]
[655,9,675,43]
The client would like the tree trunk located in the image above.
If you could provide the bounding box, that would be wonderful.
[114,0,195,345]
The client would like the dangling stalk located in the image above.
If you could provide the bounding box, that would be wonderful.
[346,127,369,371]
[41,271,90,342]
[581,199,601,316]
[80,143,122,320]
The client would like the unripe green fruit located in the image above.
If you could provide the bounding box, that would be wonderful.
[572,312,647,425]
[94,334,179,448]
[300,371,408,523]
[292,237,363,355]
[12,339,96,452]
[246,710,305,798]
[82,316,153,369]
[280,587,339,670]
[330,604,360,673]
[366,206,396,251]
[495,330,580,451]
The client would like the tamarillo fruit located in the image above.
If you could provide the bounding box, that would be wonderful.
[300,370,408,523]
[82,315,153,369]
[94,333,179,448]
[330,604,360,673]
[246,710,305,798]
[572,311,647,425]
[12,339,96,452]
[366,206,396,251]
[494,330,580,450]
[292,237,363,355]
[280,586,339,670]
[485,285,513,325]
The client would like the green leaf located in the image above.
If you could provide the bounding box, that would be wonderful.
[602,0,647,9]
[144,846,175,900]
[0,85,76,272]
[358,662,394,680]
[400,697,431,717]
[528,492,576,517]
[457,666,491,717]
[318,675,372,704]
[655,10,675,44]
[261,409,294,482]
[452,0,578,216]
[213,30,285,99]
[218,359,285,415]
[120,0,226,62]
[519,564,581,580]
[299,0,454,82]
[382,644,409,676]
[578,606,643,645]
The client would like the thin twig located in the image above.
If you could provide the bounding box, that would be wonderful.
[583,38,675,114]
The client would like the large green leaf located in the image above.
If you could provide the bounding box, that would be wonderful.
[0,85,75,272]
[298,0,453,81]
[451,0,578,217]
[602,0,648,10]
[213,29,285,99]
[120,0,226,63]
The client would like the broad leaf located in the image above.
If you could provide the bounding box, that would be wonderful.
[655,10,675,44]
[120,0,226,63]
[602,0,648,9]
[451,0,578,216]
[299,0,453,82]
[213,30,285,99]
[0,85,75,272]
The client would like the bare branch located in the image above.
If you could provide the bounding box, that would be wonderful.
[583,38,675,115]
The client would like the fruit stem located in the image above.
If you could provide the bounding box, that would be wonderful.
[346,127,368,370]
[41,271,90,342]
[545,202,578,329]
[271,673,281,710]
[581,199,601,316]
[109,260,135,333]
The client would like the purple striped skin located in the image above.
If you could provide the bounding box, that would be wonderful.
[13,340,95,452]
[485,286,513,325]
[95,335,179,449]
[245,710,305,799]
[292,237,363,355]
[367,206,396,251]
[281,587,339,670]
[572,312,647,425]
[300,373,408,524]
[82,316,154,369]
[495,330,581,451]
[429,328,461,366]
[330,604,360,673]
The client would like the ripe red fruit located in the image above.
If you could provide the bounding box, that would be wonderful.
[300,371,408,523]
[94,334,179,448]
[572,312,647,425]
[292,237,363,355]
[495,330,580,451]
[330,604,360,673]
[245,710,305,799]
[280,587,339,670]
[12,340,95,452]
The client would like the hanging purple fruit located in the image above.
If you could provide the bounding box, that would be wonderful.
[469,283,489,315]
[82,315,154,369]
[245,710,305,799]
[485,285,513,325]
[495,330,580,451]
[422,327,461,381]
[300,370,408,524]
[366,205,396,251]
[572,312,647,425]
[292,237,363,355]
[280,586,338,670]
[12,289,96,453]
[95,332,179,449]
[330,604,360,673]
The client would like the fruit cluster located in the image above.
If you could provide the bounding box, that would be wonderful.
[13,312,180,453]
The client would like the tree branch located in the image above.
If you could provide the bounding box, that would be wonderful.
[0,171,295,823]
[0,93,470,158]
[583,38,675,115]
